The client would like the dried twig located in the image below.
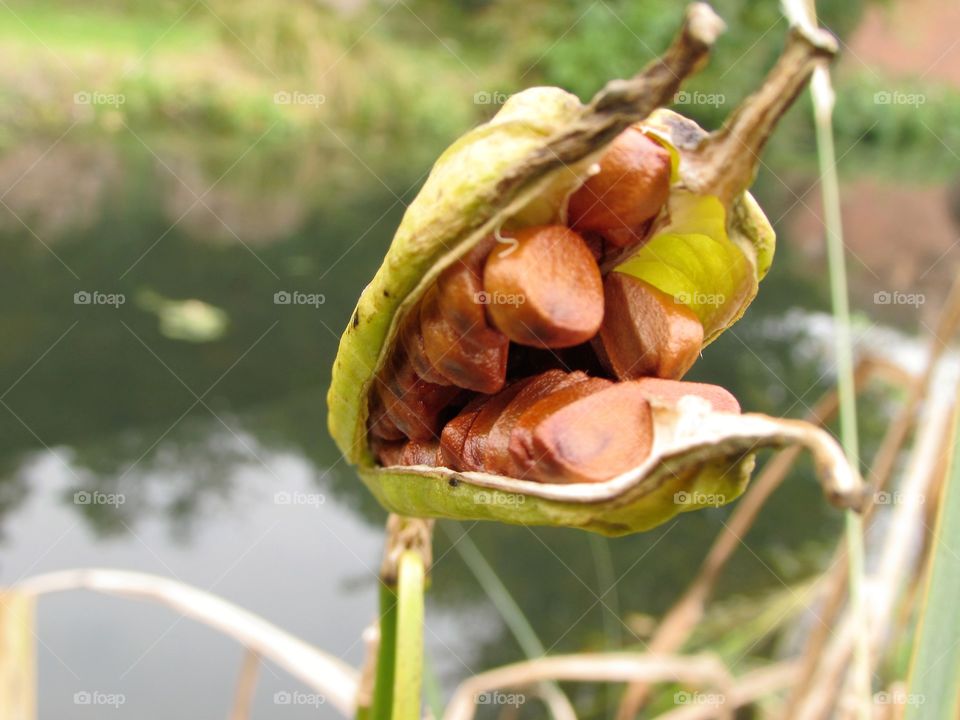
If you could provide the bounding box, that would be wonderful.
[16,569,359,717]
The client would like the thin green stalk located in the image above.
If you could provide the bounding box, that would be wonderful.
[448,526,575,719]
[393,550,425,720]
[905,398,960,719]
[370,583,398,720]
[810,66,872,718]
[589,534,621,650]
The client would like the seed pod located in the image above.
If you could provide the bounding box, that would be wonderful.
[567,127,672,248]
[328,6,863,535]
[510,380,654,484]
[483,225,604,348]
[597,272,704,380]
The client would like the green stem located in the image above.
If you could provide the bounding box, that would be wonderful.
[369,583,398,720]
[392,550,425,720]
[811,68,872,717]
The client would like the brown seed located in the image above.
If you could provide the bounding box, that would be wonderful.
[509,381,654,484]
[373,438,406,466]
[400,439,442,466]
[482,370,591,476]
[420,285,508,394]
[376,349,462,441]
[400,311,449,386]
[439,395,488,470]
[369,393,405,441]
[458,377,537,472]
[567,127,671,247]
[632,377,741,414]
[597,272,704,380]
[483,225,604,348]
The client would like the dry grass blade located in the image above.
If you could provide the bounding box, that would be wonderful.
[787,275,960,714]
[790,355,960,720]
[653,661,800,720]
[229,648,260,720]
[443,654,734,720]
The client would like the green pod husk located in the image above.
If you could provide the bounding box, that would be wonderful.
[327,6,861,535]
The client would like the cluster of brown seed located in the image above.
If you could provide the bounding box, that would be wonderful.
[369,126,738,482]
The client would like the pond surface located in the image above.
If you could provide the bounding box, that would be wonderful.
[0,135,920,718]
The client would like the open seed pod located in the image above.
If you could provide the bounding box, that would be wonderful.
[328,3,864,536]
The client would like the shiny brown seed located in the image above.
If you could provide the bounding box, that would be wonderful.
[373,438,406,466]
[439,395,488,470]
[597,272,703,381]
[420,285,508,394]
[369,393,405,441]
[458,378,536,472]
[509,381,654,484]
[400,438,442,466]
[376,350,462,441]
[632,377,741,414]
[400,311,449,386]
[483,225,604,348]
[567,127,671,247]
[482,370,591,477]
